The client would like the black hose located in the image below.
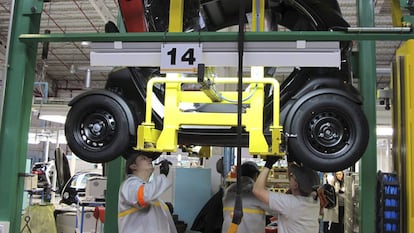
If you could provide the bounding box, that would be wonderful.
[230,0,246,230]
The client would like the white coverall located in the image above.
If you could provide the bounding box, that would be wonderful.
[269,191,320,233]
[222,176,276,233]
[118,174,178,233]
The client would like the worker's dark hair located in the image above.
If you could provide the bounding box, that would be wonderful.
[289,163,320,196]
[125,152,140,175]
[241,161,260,179]
[125,150,162,175]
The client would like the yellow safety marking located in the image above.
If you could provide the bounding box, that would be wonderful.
[223,206,266,215]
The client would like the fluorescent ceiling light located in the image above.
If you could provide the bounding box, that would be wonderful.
[38,114,66,124]
[49,134,67,144]
[376,126,393,136]
[27,132,67,144]
[81,41,91,47]
[28,132,40,144]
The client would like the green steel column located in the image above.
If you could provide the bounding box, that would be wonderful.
[357,0,377,232]
[104,157,125,233]
[103,12,126,233]
[0,1,43,233]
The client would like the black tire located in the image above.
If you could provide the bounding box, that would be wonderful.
[65,95,131,163]
[286,94,369,171]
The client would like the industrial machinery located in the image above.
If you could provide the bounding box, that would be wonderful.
[64,0,369,172]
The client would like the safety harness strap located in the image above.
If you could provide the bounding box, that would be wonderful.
[118,201,168,218]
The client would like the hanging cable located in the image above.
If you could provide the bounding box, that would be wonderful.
[228,1,245,233]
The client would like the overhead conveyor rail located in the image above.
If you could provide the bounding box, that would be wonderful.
[89,41,341,67]
[18,30,414,43]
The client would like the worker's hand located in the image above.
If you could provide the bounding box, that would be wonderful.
[264,156,279,169]
[156,159,173,176]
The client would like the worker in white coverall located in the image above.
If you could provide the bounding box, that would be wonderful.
[118,151,177,233]
[222,161,276,233]
[253,157,321,233]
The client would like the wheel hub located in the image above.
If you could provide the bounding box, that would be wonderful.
[90,122,103,135]
[318,122,339,141]
[79,111,116,149]
[308,112,349,154]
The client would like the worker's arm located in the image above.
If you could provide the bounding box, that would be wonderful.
[253,156,279,205]
[253,167,271,205]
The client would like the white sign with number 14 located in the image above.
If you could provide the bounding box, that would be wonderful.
[160,43,203,74]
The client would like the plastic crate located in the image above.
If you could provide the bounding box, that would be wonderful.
[376,171,400,233]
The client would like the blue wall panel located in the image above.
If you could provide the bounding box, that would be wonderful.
[174,167,212,232]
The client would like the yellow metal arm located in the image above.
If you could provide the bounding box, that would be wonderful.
[136,76,283,156]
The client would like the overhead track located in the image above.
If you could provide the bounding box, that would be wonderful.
[19,31,414,43]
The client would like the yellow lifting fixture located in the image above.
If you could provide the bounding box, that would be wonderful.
[136,76,283,156]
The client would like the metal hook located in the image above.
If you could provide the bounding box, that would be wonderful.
[20,216,32,233]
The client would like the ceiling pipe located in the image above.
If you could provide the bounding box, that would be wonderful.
[34,82,49,103]
[85,69,91,89]
[49,50,82,81]
[77,65,113,71]
[346,27,412,33]
[376,67,391,74]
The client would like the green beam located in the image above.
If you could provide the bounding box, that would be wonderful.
[104,157,125,233]
[358,0,377,233]
[0,1,43,233]
[19,31,414,43]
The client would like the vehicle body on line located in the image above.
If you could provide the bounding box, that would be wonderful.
[60,171,103,205]
[65,0,369,172]
[31,161,54,189]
